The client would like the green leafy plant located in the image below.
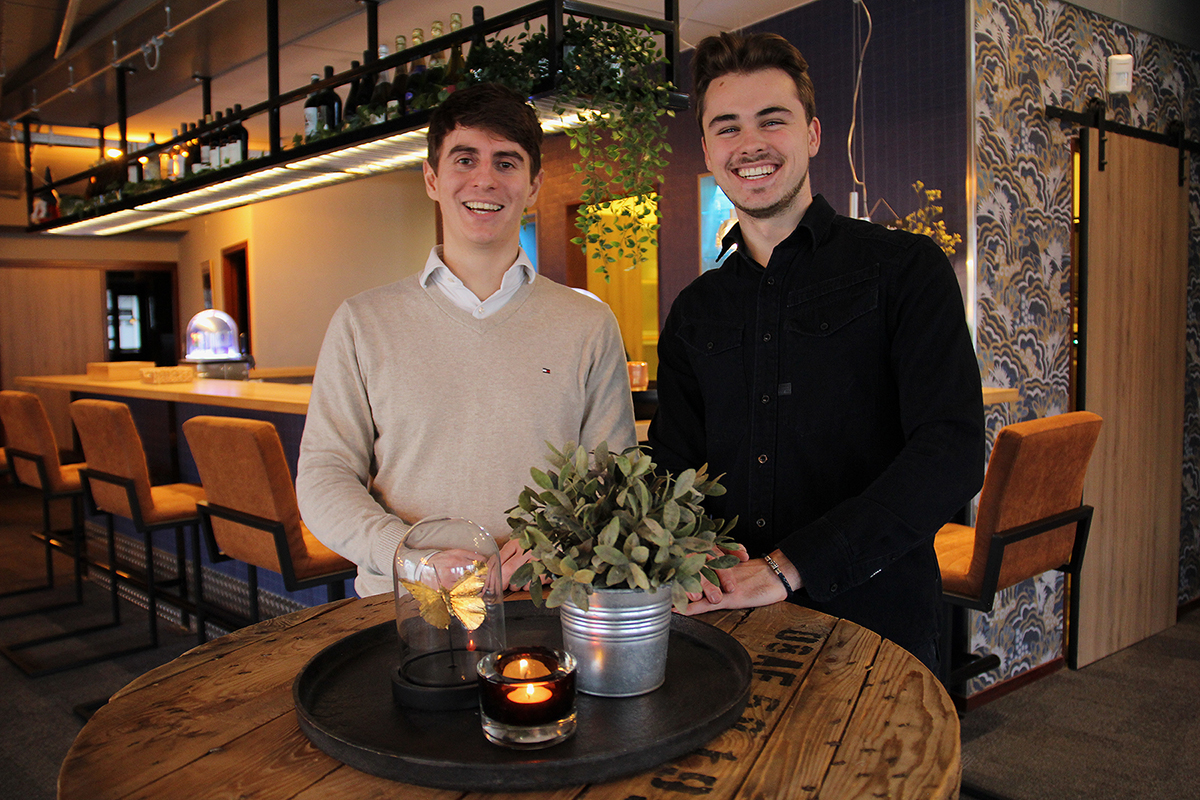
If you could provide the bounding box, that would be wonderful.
[461,16,674,276]
[507,441,740,613]
[891,181,962,258]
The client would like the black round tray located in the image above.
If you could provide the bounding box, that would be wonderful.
[293,600,752,791]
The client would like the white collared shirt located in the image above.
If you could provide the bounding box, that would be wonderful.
[419,246,537,319]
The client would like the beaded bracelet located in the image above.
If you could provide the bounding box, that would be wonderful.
[762,554,794,596]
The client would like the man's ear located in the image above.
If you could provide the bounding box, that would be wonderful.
[701,134,712,173]
[526,168,546,206]
[423,159,439,201]
[808,117,821,158]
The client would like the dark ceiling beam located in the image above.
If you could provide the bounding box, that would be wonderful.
[54,0,87,59]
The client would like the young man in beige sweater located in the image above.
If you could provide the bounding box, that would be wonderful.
[297,84,636,597]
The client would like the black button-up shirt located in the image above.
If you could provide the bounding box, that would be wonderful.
[649,195,985,652]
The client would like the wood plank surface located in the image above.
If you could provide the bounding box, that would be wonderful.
[58,599,959,800]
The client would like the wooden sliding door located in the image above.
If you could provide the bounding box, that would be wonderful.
[1076,128,1188,666]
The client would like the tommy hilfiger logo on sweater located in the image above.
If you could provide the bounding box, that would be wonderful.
[542,368,551,374]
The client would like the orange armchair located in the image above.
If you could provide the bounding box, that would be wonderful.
[182,415,355,634]
[936,410,1103,693]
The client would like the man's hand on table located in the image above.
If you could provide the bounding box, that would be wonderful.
[681,550,802,615]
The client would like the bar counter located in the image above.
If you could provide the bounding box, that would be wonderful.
[16,371,312,416]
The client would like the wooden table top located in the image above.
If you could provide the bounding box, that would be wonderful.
[58,595,960,800]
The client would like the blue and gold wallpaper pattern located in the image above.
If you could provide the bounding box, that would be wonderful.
[972,0,1200,691]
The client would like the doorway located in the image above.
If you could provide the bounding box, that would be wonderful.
[1073,126,1189,666]
[221,242,251,357]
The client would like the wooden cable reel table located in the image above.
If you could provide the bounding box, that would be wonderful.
[59,594,961,799]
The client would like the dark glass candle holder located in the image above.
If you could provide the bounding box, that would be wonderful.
[477,646,577,749]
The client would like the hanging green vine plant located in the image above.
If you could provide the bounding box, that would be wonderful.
[555,17,673,276]
[462,16,674,276]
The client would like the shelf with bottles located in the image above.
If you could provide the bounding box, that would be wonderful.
[29,0,684,234]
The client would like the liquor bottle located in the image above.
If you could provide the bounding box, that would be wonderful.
[429,20,447,71]
[185,122,200,175]
[447,13,465,88]
[169,127,183,179]
[465,5,488,80]
[344,59,363,122]
[142,133,161,180]
[387,35,408,119]
[369,44,391,124]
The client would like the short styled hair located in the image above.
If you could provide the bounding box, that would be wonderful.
[691,32,817,130]
[426,83,544,176]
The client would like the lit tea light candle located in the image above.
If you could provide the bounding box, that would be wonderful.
[477,646,577,749]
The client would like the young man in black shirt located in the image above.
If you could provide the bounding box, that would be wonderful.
[649,32,985,670]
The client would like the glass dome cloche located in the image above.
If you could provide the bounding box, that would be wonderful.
[391,516,507,710]
[182,309,253,379]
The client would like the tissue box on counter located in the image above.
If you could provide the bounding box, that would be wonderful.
[140,366,196,384]
[86,361,155,381]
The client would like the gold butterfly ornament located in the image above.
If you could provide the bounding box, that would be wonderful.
[399,561,489,631]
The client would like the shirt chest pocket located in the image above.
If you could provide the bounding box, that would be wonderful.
[785,273,879,337]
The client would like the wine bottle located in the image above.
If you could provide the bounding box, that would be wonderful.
[447,13,465,89]
[369,45,391,124]
[429,20,447,70]
[208,112,224,169]
[303,73,322,139]
[232,104,249,163]
[344,59,363,122]
[407,28,427,109]
[198,114,214,170]
[387,35,408,119]
[318,65,343,131]
[357,50,377,122]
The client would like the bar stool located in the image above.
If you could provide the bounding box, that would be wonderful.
[70,399,207,647]
[182,415,355,640]
[0,390,129,675]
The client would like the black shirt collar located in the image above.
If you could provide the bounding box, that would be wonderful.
[717,194,837,267]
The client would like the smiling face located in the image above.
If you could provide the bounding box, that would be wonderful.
[701,67,821,224]
[424,125,544,261]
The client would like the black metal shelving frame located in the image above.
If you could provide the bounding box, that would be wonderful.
[25,0,685,234]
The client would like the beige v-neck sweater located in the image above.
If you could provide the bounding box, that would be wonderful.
[297,273,636,597]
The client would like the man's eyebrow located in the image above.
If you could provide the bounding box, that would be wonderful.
[447,144,479,158]
[493,149,526,163]
[706,106,795,130]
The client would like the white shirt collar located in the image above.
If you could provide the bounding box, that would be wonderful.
[420,246,537,319]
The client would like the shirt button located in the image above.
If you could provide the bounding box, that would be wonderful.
[756,518,766,528]
[766,277,775,286]
[819,322,829,331]
[758,454,768,464]
[707,342,714,350]
[762,333,772,342]
[830,583,839,593]
[761,395,770,404]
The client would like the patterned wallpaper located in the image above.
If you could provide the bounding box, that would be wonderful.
[972,0,1200,691]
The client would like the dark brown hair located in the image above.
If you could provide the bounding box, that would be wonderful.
[426,83,543,176]
[692,32,816,130]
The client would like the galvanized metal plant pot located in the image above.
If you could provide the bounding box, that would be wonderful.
[559,586,673,697]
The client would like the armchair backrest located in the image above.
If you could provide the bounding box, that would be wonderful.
[972,411,1103,592]
[70,399,155,517]
[182,415,303,575]
[0,390,70,491]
